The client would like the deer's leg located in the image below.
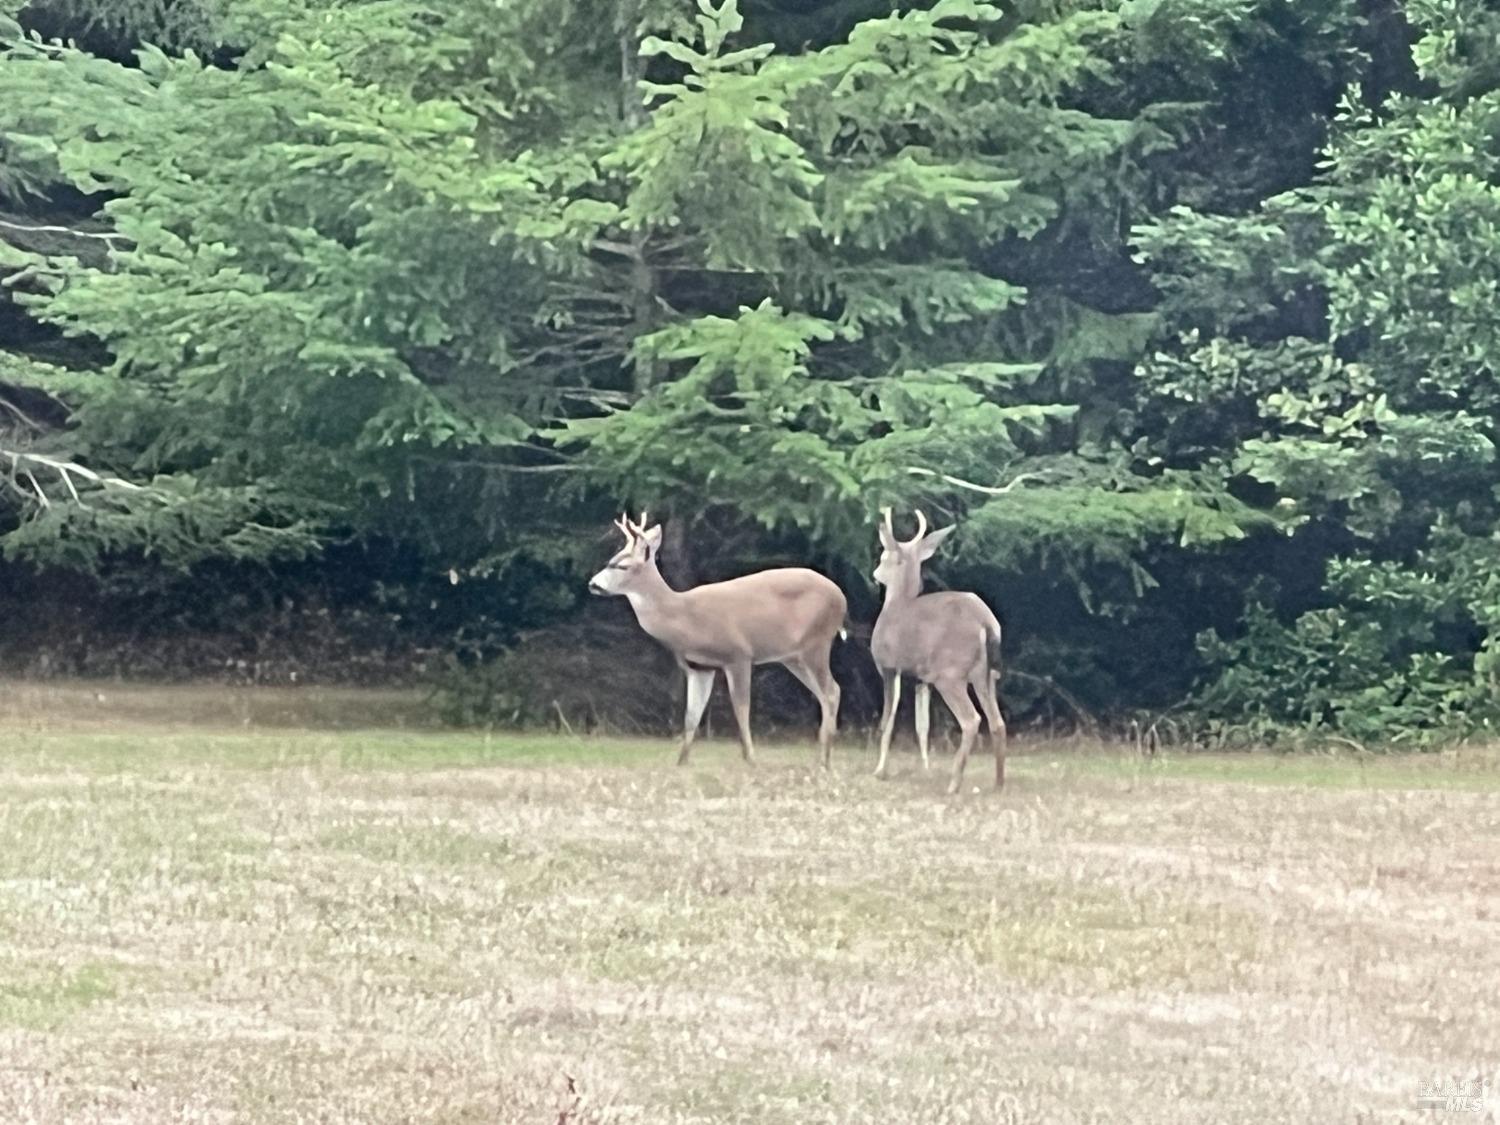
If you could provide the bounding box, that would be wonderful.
[784,656,840,769]
[935,678,981,796]
[676,666,717,766]
[819,662,841,770]
[874,669,900,779]
[972,669,1007,789]
[914,681,932,771]
[724,661,756,764]
[809,648,841,770]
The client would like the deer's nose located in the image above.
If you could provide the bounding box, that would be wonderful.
[588,580,607,596]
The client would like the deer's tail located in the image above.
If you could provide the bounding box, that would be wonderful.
[986,623,1003,682]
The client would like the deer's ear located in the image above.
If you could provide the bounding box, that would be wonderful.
[916,524,955,561]
[640,523,664,555]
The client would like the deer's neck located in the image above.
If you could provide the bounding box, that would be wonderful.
[881,566,923,611]
[623,564,684,635]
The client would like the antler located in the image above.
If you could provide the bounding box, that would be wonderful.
[881,506,929,546]
[613,511,635,540]
[624,510,650,537]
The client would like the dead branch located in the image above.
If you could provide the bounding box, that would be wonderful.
[1004,669,1098,732]
[431,458,588,476]
[904,468,1055,496]
[0,217,131,246]
[590,237,643,260]
[1,448,146,509]
[23,470,48,507]
[0,395,45,433]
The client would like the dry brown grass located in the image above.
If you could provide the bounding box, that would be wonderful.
[0,681,1497,1123]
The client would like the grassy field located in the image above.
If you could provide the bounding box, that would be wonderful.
[0,682,1496,1123]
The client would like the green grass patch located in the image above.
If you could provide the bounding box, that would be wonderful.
[0,960,122,1030]
[0,728,676,773]
[7,727,1499,793]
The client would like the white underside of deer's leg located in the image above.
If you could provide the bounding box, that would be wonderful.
[676,667,716,766]
[874,670,900,778]
[936,679,981,795]
[914,682,932,770]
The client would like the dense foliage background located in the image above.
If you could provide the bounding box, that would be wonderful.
[1,0,1496,745]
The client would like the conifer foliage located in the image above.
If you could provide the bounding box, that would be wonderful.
[2,0,1495,740]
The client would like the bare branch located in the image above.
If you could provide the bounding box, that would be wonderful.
[486,463,585,474]
[0,395,45,433]
[507,331,629,372]
[557,387,634,406]
[56,465,82,504]
[1005,669,1098,733]
[548,284,634,308]
[590,238,642,260]
[656,263,762,276]
[0,218,131,246]
[905,468,1054,496]
[434,459,587,475]
[23,470,48,508]
[2,450,144,491]
[1,449,146,512]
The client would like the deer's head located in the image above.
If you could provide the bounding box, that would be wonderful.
[588,512,663,597]
[873,508,955,597]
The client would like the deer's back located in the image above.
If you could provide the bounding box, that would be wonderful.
[671,568,846,664]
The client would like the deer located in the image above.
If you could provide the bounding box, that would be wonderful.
[870,508,1007,793]
[587,512,847,767]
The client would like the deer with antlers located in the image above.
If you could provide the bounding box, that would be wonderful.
[870,508,1007,792]
[588,513,847,767]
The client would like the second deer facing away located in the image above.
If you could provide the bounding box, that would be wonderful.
[587,513,846,767]
[871,508,1007,792]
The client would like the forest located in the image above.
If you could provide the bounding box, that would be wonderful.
[2,0,1497,746]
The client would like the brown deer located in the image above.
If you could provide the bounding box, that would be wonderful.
[870,508,1006,792]
[587,513,846,767]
